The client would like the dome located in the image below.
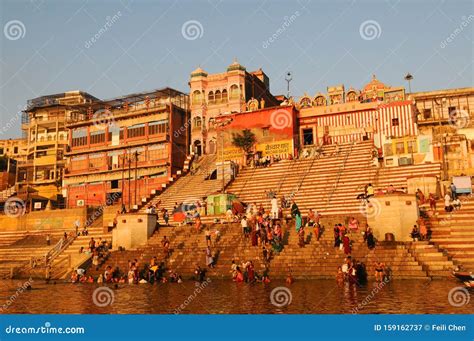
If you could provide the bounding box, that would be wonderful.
[363,74,386,92]
[191,66,208,78]
[227,59,246,72]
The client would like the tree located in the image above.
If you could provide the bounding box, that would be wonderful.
[231,129,256,156]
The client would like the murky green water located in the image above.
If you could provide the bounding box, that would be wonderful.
[0,279,472,314]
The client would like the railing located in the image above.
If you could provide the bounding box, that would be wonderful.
[326,142,355,206]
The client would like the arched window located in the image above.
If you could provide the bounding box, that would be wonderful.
[215,90,222,103]
[192,90,202,105]
[230,84,239,99]
[193,116,202,129]
[208,91,214,104]
[222,89,228,103]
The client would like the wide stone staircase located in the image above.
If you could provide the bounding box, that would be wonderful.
[268,225,428,279]
[0,230,63,279]
[139,154,222,217]
[426,195,474,272]
[48,216,112,279]
[226,140,442,217]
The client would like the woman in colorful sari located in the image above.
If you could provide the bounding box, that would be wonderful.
[334,225,341,248]
[291,200,302,232]
[342,234,351,255]
[348,217,359,233]
[298,226,305,248]
[234,267,244,282]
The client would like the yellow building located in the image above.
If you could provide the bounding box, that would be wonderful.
[17,91,99,204]
[410,87,474,178]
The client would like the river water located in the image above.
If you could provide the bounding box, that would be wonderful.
[0,279,472,314]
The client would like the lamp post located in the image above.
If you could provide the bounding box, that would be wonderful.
[134,150,139,209]
[285,72,293,99]
[404,73,413,93]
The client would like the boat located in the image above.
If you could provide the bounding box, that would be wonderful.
[453,271,474,282]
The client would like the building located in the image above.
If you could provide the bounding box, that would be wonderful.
[0,138,27,191]
[189,60,280,155]
[215,105,298,165]
[63,88,189,209]
[0,138,28,162]
[17,91,99,206]
[410,87,474,178]
[297,75,425,168]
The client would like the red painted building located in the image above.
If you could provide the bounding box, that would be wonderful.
[64,88,189,208]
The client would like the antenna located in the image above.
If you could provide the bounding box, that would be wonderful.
[285,71,293,98]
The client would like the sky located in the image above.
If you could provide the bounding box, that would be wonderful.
[0,0,472,139]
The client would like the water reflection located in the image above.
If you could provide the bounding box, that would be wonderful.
[0,279,472,314]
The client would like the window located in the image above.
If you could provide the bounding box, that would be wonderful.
[448,106,456,114]
[215,90,222,103]
[111,180,119,189]
[90,130,106,144]
[149,120,168,135]
[396,142,405,154]
[208,91,214,104]
[14,147,18,154]
[221,89,228,103]
[230,84,239,99]
[302,128,314,145]
[193,117,202,130]
[262,127,270,137]
[192,90,202,105]
[71,128,87,147]
[407,140,417,153]
[392,118,399,126]
[0,148,3,155]
[127,124,145,138]
[423,109,431,119]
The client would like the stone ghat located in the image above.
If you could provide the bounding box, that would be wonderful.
[85,219,458,281]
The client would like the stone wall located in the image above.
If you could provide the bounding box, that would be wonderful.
[0,207,88,232]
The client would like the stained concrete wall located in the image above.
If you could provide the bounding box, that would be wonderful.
[0,207,88,232]
[368,194,419,242]
[112,213,156,250]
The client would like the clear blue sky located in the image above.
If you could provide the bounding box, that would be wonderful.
[0,0,472,138]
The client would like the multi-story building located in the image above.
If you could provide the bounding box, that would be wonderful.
[63,87,189,209]
[17,91,99,205]
[0,138,28,191]
[410,87,474,178]
[0,138,28,162]
[189,60,280,155]
[297,76,428,168]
